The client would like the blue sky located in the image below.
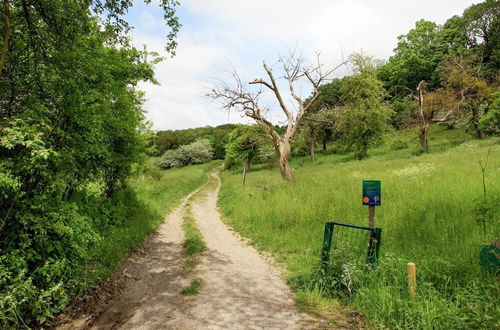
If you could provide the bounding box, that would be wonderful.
[124,0,478,131]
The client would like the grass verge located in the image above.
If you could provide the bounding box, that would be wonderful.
[183,203,207,256]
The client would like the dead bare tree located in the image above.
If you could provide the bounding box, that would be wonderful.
[208,52,344,180]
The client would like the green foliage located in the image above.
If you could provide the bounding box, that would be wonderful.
[159,139,214,169]
[380,20,445,97]
[0,161,217,328]
[0,1,181,327]
[480,92,500,135]
[159,149,181,169]
[390,139,409,150]
[461,0,500,79]
[337,53,393,159]
[291,136,310,157]
[156,124,237,158]
[224,125,273,169]
[218,128,499,329]
[316,79,344,108]
[389,98,417,129]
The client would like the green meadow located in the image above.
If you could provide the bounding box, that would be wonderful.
[218,126,500,329]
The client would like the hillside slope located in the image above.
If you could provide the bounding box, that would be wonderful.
[219,126,499,329]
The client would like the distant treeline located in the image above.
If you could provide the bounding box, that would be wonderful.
[156,124,237,159]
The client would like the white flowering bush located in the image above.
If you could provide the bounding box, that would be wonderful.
[159,139,213,169]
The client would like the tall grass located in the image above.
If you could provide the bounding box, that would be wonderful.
[218,126,499,329]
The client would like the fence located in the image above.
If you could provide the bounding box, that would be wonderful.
[321,222,382,269]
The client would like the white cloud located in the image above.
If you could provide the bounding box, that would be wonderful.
[129,0,477,130]
[130,28,246,130]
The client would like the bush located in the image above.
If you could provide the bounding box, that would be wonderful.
[479,93,500,136]
[390,139,409,150]
[292,137,309,157]
[176,139,213,165]
[159,139,213,169]
[159,150,180,169]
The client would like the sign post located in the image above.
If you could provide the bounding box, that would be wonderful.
[362,180,381,228]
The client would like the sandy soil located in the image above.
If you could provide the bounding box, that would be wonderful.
[57,170,321,329]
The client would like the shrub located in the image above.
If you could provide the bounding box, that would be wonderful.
[159,150,180,169]
[159,139,213,169]
[390,139,409,150]
[292,137,309,157]
[479,93,500,136]
[176,139,213,166]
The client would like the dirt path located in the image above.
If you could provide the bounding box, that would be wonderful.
[189,171,317,329]
[59,170,320,329]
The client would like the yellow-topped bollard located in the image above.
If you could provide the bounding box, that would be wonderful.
[407,262,416,296]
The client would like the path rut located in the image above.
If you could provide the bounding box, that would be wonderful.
[59,170,319,329]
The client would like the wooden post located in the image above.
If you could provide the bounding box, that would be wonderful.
[368,205,375,228]
[407,262,416,296]
[242,163,247,185]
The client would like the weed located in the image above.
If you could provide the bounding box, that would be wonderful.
[184,257,197,273]
[183,205,207,256]
[180,278,203,295]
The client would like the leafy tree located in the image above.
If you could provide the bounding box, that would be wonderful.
[460,0,500,79]
[440,56,494,139]
[156,124,237,158]
[380,20,445,98]
[479,92,500,135]
[224,125,270,170]
[409,77,470,153]
[175,139,214,166]
[338,53,393,159]
[0,1,180,326]
[298,80,345,158]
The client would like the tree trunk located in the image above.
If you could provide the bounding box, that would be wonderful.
[472,110,485,139]
[0,0,11,76]
[419,123,430,152]
[322,138,327,151]
[242,161,247,185]
[310,137,316,161]
[278,139,294,180]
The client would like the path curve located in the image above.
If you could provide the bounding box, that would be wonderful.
[58,169,319,329]
[189,171,317,329]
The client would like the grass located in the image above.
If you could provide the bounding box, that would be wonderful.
[183,203,207,255]
[218,125,500,329]
[180,278,203,295]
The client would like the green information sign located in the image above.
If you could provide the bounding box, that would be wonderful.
[362,180,381,206]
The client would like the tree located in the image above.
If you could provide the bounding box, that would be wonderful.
[159,139,214,169]
[461,0,500,78]
[380,20,446,98]
[209,52,344,180]
[410,79,470,152]
[299,80,344,159]
[337,53,392,159]
[479,92,500,135]
[440,56,494,139]
[0,1,180,326]
[224,125,271,184]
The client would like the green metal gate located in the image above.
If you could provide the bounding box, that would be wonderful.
[321,222,382,268]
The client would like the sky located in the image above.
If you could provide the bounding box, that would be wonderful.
[124,0,478,131]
